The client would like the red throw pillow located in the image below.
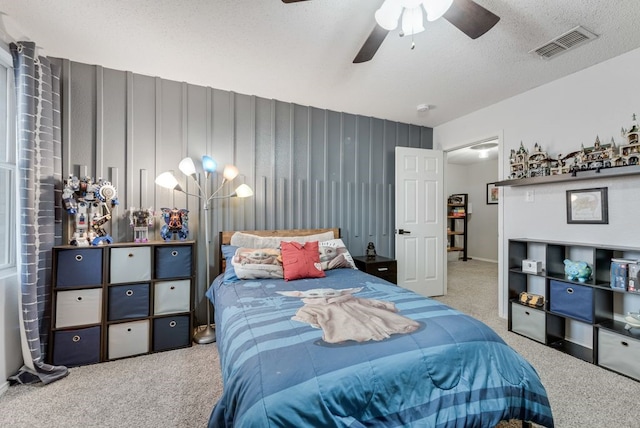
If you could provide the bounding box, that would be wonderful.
[280,241,326,281]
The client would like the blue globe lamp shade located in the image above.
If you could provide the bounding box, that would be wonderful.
[202,156,217,177]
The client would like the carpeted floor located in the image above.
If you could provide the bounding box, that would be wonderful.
[1,260,638,427]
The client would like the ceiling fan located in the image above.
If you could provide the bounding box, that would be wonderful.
[281,0,500,63]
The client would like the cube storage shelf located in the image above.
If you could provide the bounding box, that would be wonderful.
[49,241,195,367]
[508,239,640,381]
[447,193,468,261]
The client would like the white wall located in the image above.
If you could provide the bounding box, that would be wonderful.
[446,159,499,262]
[1,271,21,395]
[466,159,499,262]
[434,46,640,344]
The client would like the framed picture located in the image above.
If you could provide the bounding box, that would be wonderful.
[486,183,499,204]
[566,187,608,224]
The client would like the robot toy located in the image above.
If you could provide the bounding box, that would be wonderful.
[160,207,189,241]
[62,175,119,246]
[129,207,154,243]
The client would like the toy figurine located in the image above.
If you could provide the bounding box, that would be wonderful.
[62,175,119,246]
[160,207,189,241]
[129,207,154,243]
[366,242,377,259]
[563,259,592,282]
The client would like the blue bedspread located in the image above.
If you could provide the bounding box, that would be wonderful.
[207,269,554,427]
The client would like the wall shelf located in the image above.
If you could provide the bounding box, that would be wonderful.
[495,164,640,187]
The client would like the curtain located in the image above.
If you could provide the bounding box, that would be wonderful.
[8,41,68,385]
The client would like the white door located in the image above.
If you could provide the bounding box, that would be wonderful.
[395,147,446,296]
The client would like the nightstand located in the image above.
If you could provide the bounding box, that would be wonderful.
[353,255,397,284]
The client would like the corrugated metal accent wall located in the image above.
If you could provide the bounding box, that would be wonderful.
[53,58,433,319]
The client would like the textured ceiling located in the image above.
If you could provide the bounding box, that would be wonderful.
[1,0,640,128]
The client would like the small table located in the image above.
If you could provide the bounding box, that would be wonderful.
[353,255,397,284]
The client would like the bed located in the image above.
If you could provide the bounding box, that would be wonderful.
[207,229,554,427]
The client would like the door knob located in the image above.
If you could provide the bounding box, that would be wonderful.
[397,229,411,235]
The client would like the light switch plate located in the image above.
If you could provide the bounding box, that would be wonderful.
[525,190,535,202]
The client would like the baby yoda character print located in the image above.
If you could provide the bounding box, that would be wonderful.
[277,287,420,344]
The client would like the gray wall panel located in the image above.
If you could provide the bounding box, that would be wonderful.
[67,62,96,177]
[102,67,127,216]
[55,58,432,323]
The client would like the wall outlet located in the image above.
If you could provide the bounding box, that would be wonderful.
[525,190,535,202]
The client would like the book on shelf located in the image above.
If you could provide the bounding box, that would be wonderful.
[628,262,640,293]
[610,258,637,290]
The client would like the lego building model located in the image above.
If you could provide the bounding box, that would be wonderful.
[62,175,119,246]
[129,207,154,243]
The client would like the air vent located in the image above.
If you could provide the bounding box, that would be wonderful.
[530,26,598,60]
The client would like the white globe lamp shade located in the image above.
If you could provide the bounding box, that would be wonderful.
[155,172,182,191]
[234,184,254,198]
[178,157,197,177]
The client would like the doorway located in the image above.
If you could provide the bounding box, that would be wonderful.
[445,138,500,264]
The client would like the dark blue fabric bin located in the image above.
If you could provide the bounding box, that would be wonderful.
[108,283,150,321]
[52,326,101,367]
[153,315,190,352]
[549,280,594,323]
[56,248,103,288]
[155,246,192,279]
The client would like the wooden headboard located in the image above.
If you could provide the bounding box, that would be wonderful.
[218,228,340,275]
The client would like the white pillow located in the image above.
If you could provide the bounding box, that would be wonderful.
[318,239,357,270]
[230,231,335,249]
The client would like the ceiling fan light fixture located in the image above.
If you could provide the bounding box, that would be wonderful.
[401,6,425,36]
[375,0,403,31]
[422,0,453,22]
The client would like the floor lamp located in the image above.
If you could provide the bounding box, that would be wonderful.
[155,156,253,344]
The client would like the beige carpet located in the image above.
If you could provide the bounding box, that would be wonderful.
[1,260,638,427]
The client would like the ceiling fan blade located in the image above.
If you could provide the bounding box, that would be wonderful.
[443,0,500,39]
[353,24,389,64]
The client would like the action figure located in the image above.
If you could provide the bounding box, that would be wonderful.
[160,207,189,241]
[62,175,119,246]
[129,207,154,243]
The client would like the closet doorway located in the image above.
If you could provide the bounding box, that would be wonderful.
[445,138,500,264]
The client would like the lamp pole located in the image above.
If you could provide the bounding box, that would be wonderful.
[193,172,216,344]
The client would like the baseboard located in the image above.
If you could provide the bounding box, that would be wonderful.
[0,380,9,396]
[468,256,498,263]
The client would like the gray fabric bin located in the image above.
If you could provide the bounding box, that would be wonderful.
[511,302,546,343]
[55,288,102,328]
[598,329,640,381]
[110,246,151,284]
[108,320,149,359]
[154,279,190,315]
